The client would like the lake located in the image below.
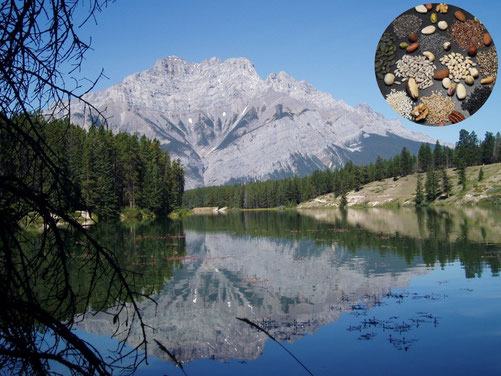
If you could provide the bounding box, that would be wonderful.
[74,208,501,375]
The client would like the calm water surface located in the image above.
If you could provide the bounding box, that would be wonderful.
[76,208,501,375]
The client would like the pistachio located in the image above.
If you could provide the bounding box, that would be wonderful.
[423,51,435,62]
[447,85,456,96]
[430,13,438,23]
[400,42,409,49]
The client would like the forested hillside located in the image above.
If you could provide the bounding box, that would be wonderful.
[0,116,184,219]
[183,129,501,209]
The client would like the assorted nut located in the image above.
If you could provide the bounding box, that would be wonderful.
[454,11,466,22]
[377,4,497,125]
[436,3,448,13]
[384,73,395,85]
[415,5,428,14]
[438,21,448,30]
[447,84,456,96]
[423,51,435,61]
[483,33,493,46]
[448,110,466,123]
[456,83,467,99]
[394,55,436,89]
[406,43,420,53]
[468,46,478,57]
[434,69,450,80]
[422,25,436,35]
[481,77,495,85]
[407,78,419,100]
[412,103,429,121]
[439,53,476,82]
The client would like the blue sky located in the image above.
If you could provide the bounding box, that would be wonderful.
[73,0,500,143]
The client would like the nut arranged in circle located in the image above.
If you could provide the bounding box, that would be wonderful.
[375,3,497,125]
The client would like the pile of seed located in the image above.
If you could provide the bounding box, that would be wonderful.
[394,55,436,89]
[449,20,485,50]
[386,89,413,119]
[439,52,476,82]
[392,14,422,38]
[420,92,455,124]
[375,32,396,79]
[461,86,493,115]
[477,47,498,80]
[419,33,449,59]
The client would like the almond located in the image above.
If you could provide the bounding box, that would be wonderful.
[454,10,466,22]
[483,33,493,46]
[434,69,450,80]
[406,43,420,53]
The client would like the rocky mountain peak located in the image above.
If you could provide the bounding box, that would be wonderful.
[65,56,437,188]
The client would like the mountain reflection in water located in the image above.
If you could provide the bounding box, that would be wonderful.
[74,208,500,368]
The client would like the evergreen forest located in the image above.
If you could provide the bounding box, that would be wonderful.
[183,129,501,209]
[0,116,185,220]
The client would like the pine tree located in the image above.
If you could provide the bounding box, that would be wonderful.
[481,132,495,165]
[425,166,440,202]
[415,174,424,207]
[375,155,385,181]
[418,143,433,172]
[458,164,467,190]
[441,168,451,198]
[433,141,444,168]
[400,147,413,176]
[478,167,484,181]
[340,191,347,208]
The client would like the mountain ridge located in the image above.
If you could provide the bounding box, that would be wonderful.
[62,56,438,188]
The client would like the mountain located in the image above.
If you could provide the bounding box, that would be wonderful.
[64,56,436,189]
[76,229,428,363]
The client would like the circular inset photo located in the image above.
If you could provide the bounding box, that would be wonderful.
[375,3,497,126]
